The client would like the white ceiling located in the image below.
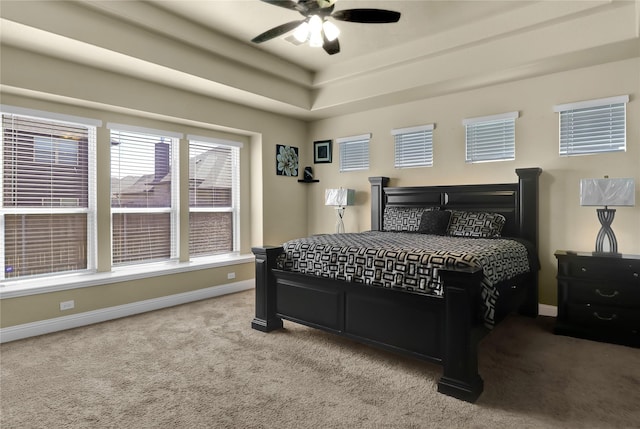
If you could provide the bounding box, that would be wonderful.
[151,0,531,72]
[1,0,639,121]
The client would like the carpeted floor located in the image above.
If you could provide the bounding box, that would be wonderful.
[1,289,639,428]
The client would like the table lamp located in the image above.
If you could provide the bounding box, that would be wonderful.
[325,188,355,233]
[580,177,635,254]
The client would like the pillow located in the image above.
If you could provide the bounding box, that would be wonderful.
[383,206,438,232]
[418,210,452,235]
[446,211,506,238]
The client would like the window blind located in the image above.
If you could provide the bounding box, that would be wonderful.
[554,96,628,156]
[392,124,434,168]
[188,139,240,257]
[463,112,518,163]
[337,134,370,172]
[1,112,96,279]
[110,128,178,265]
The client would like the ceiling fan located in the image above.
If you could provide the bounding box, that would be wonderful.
[251,0,401,55]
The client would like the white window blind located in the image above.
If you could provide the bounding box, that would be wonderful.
[554,95,628,156]
[110,128,179,265]
[463,112,518,163]
[392,124,434,168]
[188,138,240,258]
[337,134,370,172]
[1,112,97,280]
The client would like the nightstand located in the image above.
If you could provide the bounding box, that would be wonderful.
[555,251,640,347]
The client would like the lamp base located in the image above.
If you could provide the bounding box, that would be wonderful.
[594,208,618,254]
[334,206,345,234]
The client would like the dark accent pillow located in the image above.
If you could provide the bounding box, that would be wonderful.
[383,206,438,232]
[418,210,452,235]
[447,211,506,238]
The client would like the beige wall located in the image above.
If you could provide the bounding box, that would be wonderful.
[0,47,309,328]
[306,58,640,306]
[1,37,638,330]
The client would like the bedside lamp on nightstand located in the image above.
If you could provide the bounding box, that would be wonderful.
[580,177,635,254]
[325,187,355,233]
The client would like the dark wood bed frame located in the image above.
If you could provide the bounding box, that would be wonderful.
[251,168,542,402]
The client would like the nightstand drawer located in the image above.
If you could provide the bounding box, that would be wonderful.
[567,303,640,330]
[568,259,640,283]
[567,283,640,307]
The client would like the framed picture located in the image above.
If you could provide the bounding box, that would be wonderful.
[314,140,332,164]
[276,144,299,176]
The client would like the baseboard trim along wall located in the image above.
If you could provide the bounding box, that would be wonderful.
[0,280,254,344]
[1,288,557,344]
[539,304,558,317]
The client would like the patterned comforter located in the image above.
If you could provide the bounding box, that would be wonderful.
[277,231,531,327]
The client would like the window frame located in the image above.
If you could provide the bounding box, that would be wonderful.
[337,133,371,172]
[463,111,518,164]
[187,135,242,259]
[391,124,434,169]
[554,95,628,157]
[1,106,100,281]
[107,123,182,267]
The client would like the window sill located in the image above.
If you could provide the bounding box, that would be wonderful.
[0,253,255,299]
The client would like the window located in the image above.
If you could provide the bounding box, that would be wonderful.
[463,112,518,163]
[392,124,434,168]
[554,95,628,156]
[1,109,98,280]
[337,133,370,172]
[109,124,180,266]
[188,136,241,258]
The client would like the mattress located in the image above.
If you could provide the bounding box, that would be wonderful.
[277,231,532,327]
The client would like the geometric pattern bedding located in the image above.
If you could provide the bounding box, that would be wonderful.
[277,231,531,327]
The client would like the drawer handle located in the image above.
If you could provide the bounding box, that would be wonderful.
[581,267,587,273]
[595,289,619,298]
[634,272,639,278]
[593,312,617,321]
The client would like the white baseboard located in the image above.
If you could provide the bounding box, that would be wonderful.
[0,280,254,344]
[539,303,558,317]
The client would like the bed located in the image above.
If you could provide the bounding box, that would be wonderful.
[251,168,541,402]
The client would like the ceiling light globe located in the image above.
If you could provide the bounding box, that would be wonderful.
[293,22,310,43]
[309,31,323,48]
[322,21,340,42]
[309,15,323,32]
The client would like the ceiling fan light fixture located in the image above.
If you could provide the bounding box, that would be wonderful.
[309,31,323,47]
[308,15,323,47]
[322,20,340,42]
[293,21,310,43]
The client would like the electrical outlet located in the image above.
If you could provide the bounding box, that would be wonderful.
[227,272,236,280]
[60,300,75,311]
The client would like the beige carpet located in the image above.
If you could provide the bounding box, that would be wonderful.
[1,290,639,428]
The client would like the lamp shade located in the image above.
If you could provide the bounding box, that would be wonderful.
[580,178,635,206]
[325,188,355,207]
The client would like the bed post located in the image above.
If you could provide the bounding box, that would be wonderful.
[515,167,542,318]
[251,246,284,332]
[369,176,389,231]
[437,268,485,403]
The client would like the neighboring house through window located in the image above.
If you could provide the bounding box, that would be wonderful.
[1,108,99,280]
[188,136,241,258]
[109,124,180,266]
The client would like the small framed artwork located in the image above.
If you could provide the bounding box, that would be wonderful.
[314,140,332,164]
[276,144,299,176]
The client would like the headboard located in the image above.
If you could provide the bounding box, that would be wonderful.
[369,168,542,246]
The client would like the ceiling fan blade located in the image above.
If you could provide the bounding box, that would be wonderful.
[332,9,401,23]
[251,20,305,43]
[259,0,309,14]
[323,35,340,55]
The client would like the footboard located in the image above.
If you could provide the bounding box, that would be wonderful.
[251,246,487,402]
